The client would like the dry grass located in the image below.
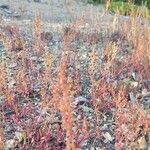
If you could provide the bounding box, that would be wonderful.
[0,1,150,150]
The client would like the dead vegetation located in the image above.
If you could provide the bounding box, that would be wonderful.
[0,1,150,150]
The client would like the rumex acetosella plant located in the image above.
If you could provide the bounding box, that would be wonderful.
[0,3,150,150]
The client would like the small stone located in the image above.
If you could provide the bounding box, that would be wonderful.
[131,72,136,80]
[45,116,51,122]
[31,56,37,61]
[137,136,148,150]
[80,105,94,113]
[103,132,114,142]
[15,131,24,143]
[8,79,16,88]
[41,32,53,42]
[74,96,88,106]
[142,89,148,95]
[101,124,108,131]
[130,81,138,88]
[5,139,15,150]
[110,31,124,42]
[40,106,49,115]
[128,92,136,102]
[141,92,150,105]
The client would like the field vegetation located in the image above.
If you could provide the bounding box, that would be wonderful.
[0,0,150,149]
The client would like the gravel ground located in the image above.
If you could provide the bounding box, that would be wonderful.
[0,1,150,150]
[0,0,149,35]
[0,0,104,23]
